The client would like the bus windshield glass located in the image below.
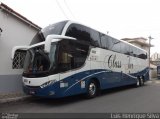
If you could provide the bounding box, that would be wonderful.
[30,21,68,45]
[23,43,57,75]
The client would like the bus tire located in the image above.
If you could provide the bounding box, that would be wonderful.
[141,76,145,86]
[136,76,141,87]
[86,80,98,98]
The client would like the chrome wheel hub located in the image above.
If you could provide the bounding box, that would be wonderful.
[89,83,96,96]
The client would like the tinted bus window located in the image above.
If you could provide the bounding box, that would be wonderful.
[90,30,101,47]
[111,38,121,53]
[65,24,92,43]
[66,23,147,59]
[66,24,101,47]
[58,40,89,72]
[100,34,114,50]
[30,21,68,45]
[42,21,68,38]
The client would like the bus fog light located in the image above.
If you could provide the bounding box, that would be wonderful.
[30,91,35,95]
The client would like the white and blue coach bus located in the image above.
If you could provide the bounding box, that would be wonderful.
[12,20,149,98]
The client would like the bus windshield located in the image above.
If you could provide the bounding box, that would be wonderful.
[23,43,57,75]
[30,21,68,45]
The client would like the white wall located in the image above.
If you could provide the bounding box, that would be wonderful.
[0,10,38,75]
[0,10,39,94]
[151,53,160,61]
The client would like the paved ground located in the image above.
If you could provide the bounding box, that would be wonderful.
[0,79,160,113]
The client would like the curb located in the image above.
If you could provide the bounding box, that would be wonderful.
[0,95,31,104]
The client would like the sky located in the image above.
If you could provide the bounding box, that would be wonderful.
[1,0,160,55]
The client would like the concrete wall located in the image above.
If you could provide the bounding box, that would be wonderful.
[0,75,23,94]
[0,9,38,95]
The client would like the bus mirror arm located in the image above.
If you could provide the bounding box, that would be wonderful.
[44,35,76,53]
[11,46,29,60]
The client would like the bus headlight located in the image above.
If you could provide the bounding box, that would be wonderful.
[40,80,57,89]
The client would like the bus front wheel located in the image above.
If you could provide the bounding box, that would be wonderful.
[86,80,98,98]
[136,77,141,87]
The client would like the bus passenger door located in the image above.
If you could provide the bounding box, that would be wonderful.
[58,40,76,87]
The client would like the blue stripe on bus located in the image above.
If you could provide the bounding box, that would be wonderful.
[23,67,149,98]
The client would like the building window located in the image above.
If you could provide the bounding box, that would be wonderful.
[12,51,26,69]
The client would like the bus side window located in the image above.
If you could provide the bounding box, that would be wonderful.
[65,24,91,43]
[58,41,72,72]
[58,40,89,72]
[73,43,89,68]
[100,34,108,49]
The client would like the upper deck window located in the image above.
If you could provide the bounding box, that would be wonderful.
[30,21,68,45]
[65,24,101,47]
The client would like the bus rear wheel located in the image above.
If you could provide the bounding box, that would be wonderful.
[86,80,98,98]
[141,76,145,86]
[136,76,144,87]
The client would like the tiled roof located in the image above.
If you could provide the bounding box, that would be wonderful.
[0,2,41,30]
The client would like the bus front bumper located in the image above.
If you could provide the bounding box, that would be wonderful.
[23,82,64,98]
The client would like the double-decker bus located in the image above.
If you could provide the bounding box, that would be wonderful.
[12,20,149,98]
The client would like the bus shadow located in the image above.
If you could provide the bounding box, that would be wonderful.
[100,84,148,97]
[26,84,147,106]
[100,84,136,95]
[26,94,86,106]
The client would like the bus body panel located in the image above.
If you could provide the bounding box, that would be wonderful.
[23,47,149,98]
[23,68,149,98]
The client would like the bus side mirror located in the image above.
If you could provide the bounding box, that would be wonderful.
[44,35,61,53]
[44,35,76,53]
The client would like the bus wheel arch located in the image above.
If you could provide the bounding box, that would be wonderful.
[92,78,100,91]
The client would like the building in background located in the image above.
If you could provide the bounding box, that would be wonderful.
[0,2,41,96]
[151,52,160,62]
[151,52,160,66]
[121,37,154,53]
